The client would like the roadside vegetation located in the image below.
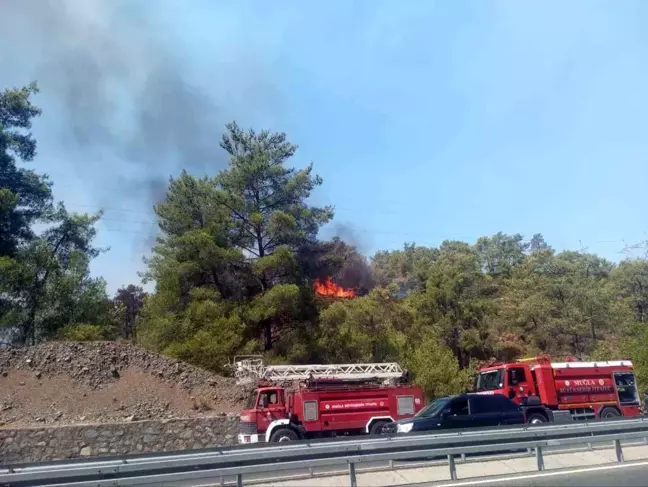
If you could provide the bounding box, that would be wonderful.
[2,83,647,398]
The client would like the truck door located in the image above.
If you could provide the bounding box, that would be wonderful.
[506,366,532,403]
[257,389,285,432]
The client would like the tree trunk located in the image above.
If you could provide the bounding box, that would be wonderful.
[25,232,68,345]
[452,327,463,370]
[262,319,272,351]
[28,306,37,346]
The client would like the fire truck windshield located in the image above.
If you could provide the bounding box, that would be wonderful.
[475,368,504,391]
[615,372,640,405]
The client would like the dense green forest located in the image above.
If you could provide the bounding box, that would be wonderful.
[2,83,648,398]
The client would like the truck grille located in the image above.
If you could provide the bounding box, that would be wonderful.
[239,421,257,434]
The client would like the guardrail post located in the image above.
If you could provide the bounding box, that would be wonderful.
[535,446,544,471]
[615,439,624,463]
[237,473,243,487]
[349,462,357,487]
[448,454,457,480]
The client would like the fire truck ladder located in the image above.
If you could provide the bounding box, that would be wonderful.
[234,357,405,385]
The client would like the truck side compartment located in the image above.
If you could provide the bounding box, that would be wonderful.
[473,355,641,423]
[236,359,424,444]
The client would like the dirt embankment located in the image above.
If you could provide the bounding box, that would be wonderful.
[0,341,250,427]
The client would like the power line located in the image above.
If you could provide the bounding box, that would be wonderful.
[96,224,635,252]
[58,204,640,252]
[67,208,477,240]
[98,225,479,241]
[51,179,417,209]
[63,201,416,216]
[60,205,637,246]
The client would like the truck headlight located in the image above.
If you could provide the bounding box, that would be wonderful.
[396,423,413,433]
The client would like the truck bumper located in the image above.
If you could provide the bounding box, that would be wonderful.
[238,433,261,444]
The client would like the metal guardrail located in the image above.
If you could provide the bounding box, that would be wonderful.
[2,417,648,486]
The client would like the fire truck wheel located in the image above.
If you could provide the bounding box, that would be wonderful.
[526,412,548,424]
[369,420,390,435]
[599,406,621,419]
[269,427,299,442]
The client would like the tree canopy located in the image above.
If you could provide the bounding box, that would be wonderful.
[0,84,109,344]
[2,81,648,399]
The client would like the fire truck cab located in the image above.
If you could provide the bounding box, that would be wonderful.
[473,355,641,423]
[234,358,425,443]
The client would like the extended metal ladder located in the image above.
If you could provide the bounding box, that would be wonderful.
[233,356,404,385]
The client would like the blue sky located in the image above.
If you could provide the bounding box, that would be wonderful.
[2,0,647,293]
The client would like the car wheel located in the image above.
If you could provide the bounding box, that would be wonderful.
[369,420,390,435]
[527,413,547,424]
[269,427,299,442]
[599,406,621,420]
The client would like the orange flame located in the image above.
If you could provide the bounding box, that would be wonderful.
[313,277,356,298]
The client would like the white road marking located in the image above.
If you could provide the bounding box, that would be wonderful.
[434,459,648,486]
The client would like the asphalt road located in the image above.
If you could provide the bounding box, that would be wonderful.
[451,461,648,487]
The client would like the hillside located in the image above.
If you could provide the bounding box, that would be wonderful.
[2,83,648,409]
[0,342,248,427]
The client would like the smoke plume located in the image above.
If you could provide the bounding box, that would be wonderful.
[0,0,277,216]
[329,222,371,253]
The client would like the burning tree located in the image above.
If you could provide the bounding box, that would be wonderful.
[313,277,356,298]
[298,237,374,299]
[8,78,645,400]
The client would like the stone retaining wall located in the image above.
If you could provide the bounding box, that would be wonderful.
[0,416,239,464]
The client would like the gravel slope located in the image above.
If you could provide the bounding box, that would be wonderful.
[0,341,249,427]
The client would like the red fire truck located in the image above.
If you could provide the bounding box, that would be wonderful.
[473,355,641,423]
[235,357,425,443]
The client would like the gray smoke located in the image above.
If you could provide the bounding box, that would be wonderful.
[0,0,277,212]
[330,222,372,253]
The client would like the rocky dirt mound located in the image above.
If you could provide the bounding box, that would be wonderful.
[0,341,250,427]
